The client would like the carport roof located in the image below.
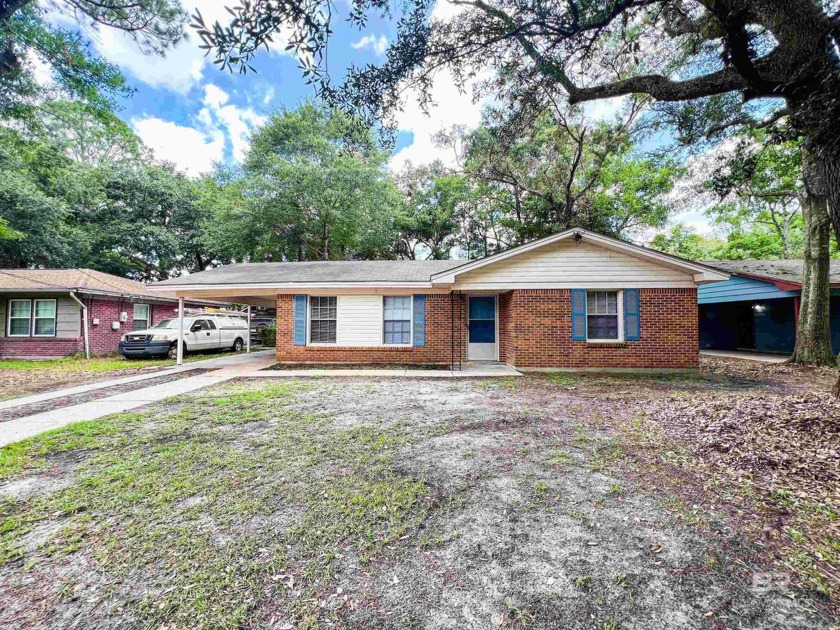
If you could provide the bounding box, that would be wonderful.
[703,260,840,287]
[153,260,468,286]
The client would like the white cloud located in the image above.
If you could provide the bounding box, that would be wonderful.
[132,117,225,175]
[199,84,267,161]
[47,1,293,94]
[351,34,388,56]
[132,84,267,174]
[389,69,487,171]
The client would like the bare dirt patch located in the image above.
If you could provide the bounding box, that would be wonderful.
[0,366,836,629]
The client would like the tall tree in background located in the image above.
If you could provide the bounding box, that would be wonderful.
[440,102,679,251]
[203,103,402,262]
[706,131,803,259]
[395,161,471,260]
[201,0,840,366]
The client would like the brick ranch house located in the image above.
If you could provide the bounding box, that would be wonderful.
[150,229,729,371]
[0,269,216,359]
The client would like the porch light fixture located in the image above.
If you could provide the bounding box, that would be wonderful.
[753,304,766,312]
[572,231,584,245]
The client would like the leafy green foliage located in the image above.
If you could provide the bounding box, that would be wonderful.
[0,123,223,279]
[395,162,471,259]
[203,102,402,261]
[1,2,186,116]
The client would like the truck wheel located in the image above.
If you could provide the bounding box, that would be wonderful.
[232,338,244,352]
[168,342,187,360]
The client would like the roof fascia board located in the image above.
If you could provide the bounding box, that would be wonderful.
[148,281,437,293]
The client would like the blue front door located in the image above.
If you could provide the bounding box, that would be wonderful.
[468,296,497,360]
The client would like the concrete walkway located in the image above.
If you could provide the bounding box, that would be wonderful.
[0,350,275,411]
[0,351,275,447]
[0,353,518,447]
[701,349,789,364]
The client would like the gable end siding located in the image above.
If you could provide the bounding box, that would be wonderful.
[452,239,695,288]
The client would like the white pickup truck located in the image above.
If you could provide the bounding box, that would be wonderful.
[119,314,249,359]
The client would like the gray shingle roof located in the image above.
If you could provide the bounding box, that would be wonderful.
[702,260,840,285]
[153,260,469,286]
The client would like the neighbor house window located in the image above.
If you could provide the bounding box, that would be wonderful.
[309,296,337,344]
[133,304,150,330]
[586,291,621,341]
[33,299,57,336]
[8,299,32,337]
[383,296,411,345]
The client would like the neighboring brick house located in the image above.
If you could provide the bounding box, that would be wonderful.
[0,269,216,359]
[150,229,729,371]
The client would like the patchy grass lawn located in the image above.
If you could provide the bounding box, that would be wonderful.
[0,358,837,628]
[0,352,231,400]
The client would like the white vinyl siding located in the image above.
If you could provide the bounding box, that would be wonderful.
[336,295,382,346]
[453,239,694,289]
[55,298,81,338]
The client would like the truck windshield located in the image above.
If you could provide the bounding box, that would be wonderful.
[151,318,195,329]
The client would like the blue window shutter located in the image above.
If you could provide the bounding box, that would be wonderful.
[571,289,587,341]
[293,295,307,345]
[624,289,641,341]
[413,294,426,347]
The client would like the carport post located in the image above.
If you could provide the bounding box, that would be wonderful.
[177,297,184,365]
[246,305,251,353]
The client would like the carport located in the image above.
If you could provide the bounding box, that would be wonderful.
[148,277,277,365]
[698,260,840,355]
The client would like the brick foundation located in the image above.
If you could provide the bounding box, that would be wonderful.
[276,289,698,370]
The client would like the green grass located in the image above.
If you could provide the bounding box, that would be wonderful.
[0,380,451,628]
[0,352,226,372]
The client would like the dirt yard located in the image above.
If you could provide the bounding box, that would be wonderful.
[0,358,837,629]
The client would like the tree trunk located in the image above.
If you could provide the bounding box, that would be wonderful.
[791,193,835,365]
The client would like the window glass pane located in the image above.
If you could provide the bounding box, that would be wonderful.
[35,301,56,318]
[10,300,31,319]
[310,296,337,343]
[9,300,32,336]
[32,300,55,336]
[587,315,619,340]
[34,317,55,336]
[383,296,411,344]
[9,317,29,336]
[469,320,496,343]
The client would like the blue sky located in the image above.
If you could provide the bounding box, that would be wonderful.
[47,0,712,237]
[44,1,484,177]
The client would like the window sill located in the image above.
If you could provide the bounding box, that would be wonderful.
[584,341,628,348]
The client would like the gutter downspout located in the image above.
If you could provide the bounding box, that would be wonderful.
[69,292,90,359]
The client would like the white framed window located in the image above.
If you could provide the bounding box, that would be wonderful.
[8,299,32,337]
[383,296,412,345]
[133,303,150,330]
[309,296,337,344]
[33,299,57,336]
[586,290,623,341]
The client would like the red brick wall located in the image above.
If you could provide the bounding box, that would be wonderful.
[0,337,85,358]
[275,294,467,365]
[505,288,698,369]
[275,289,698,369]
